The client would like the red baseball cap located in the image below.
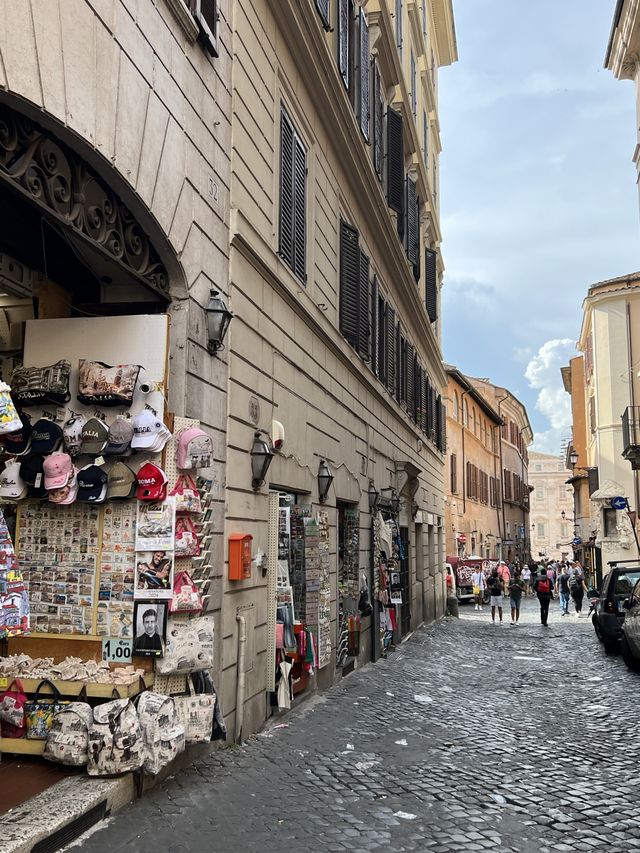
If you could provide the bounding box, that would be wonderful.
[136,462,168,501]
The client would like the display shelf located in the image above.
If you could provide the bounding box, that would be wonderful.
[0,673,154,698]
[0,738,45,755]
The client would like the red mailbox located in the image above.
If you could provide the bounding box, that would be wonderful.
[228,533,253,580]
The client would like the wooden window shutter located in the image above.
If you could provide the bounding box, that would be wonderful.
[415,362,422,425]
[386,107,404,220]
[425,248,437,322]
[386,306,396,394]
[441,399,446,451]
[373,60,384,182]
[406,342,415,415]
[370,275,378,376]
[338,0,349,90]
[420,371,427,432]
[357,249,370,360]
[279,110,294,272]
[315,0,330,30]
[359,9,370,140]
[466,461,471,498]
[435,393,443,450]
[426,376,433,436]
[293,132,307,281]
[377,294,386,383]
[339,220,360,348]
[405,177,418,266]
[451,453,457,494]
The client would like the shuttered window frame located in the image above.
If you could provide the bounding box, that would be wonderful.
[372,60,384,182]
[387,107,404,226]
[315,0,331,30]
[358,8,370,141]
[338,0,350,91]
[279,108,307,283]
[425,247,437,322]
[339,219,370,362]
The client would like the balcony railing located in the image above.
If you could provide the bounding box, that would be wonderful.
[622,406,640,469]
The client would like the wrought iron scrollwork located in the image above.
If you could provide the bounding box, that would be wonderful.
[0,104,168,295]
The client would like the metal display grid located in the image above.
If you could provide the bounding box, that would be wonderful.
[266,491,279,692]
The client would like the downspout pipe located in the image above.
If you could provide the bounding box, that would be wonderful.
[496,392,509,559]
[235,613,247,744]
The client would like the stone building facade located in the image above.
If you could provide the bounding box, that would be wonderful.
[527,451,573,562]
[223,0,457,737]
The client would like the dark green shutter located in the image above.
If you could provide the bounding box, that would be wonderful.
[425,248,437,322]
[406,342,414,415]
[373,60,384,182]
[338,0,349,90]
[339,220,360,347]
[387,107,404,220]
[378,295,386,383]
[386,306,396,395]
[359,9,370,140]
[279,110,294,270]
[405,177,418,266]
[421,371,427,432]
[358,250,370,360]
[293,134,306,281]
[315,0,330,29]
[370,275,378,376]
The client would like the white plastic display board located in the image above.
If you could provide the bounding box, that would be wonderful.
[23,315,169,422]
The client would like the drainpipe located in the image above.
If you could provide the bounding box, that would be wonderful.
[495,392,509,559]
[234,613,247,744]
[626,302,640,539]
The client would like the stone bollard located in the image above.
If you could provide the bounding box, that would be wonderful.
[446,595,459,618]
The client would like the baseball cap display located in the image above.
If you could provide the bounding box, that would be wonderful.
[0,461,28,499]
[107,461,137,500]
[43,452,74,490]
[76,464,108,503]
[80,418,109,456]
[49,467,79,505]
[30,418,64,454]
[136,462,168,501]
[0,406,32,456]
[131,410,171,452]
[19,453,48,499]
[63,414,87,458]
[176,427,213,470]
[106,418,134,456]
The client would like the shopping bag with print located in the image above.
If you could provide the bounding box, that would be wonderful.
[87,698,143,776]
[174,516,201,558]
[173,679,214,744]
[169,570,204,614]
[169,474,202,515]
[0,678,27,738]
[136,691,185,775]
[25,679,68,740]
[155,614,214,675]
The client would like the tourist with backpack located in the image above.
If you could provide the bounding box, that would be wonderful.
[556,566,571,616]
[487,569,504,625]
[534,567,553,626]
[569,570,587,616]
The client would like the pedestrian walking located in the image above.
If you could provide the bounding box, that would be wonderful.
[521,564,531,596]
[556,566,571,616]
[569,570,588,616]
[534,567,553,626]
[508,571,525,624]
[471,566,485,611]
[487,569,504,624]
[498,560,511,589]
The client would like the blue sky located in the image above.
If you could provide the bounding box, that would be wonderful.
[439,0,640,452]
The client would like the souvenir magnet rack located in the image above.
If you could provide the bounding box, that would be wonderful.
[266,491,279,692]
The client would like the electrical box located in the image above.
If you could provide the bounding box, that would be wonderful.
[229,533,253,580]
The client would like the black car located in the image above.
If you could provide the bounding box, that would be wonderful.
[620,578,640,671]
[592,561,640,653]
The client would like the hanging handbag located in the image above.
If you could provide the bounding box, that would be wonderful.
[174,516,201,558]
[173,679,215,744]
[25,679,68,740]
[169,570,204,614]
[10,360,71,407]
[77,360,141,407]
[136,691,185,775]
[155,614,214,675]
[170,474,202,515]
[87,698,144,776]
[0,677,27,738]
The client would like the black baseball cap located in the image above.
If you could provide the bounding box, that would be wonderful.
[76,464,108,503]
[30,419,64,454]
[0,409,32,456]
[19,453,47,499]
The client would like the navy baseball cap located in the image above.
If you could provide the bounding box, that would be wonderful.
[30,418,64,454]
[19,453,48,499]
[76,464,108,503]
[0,410,32,456]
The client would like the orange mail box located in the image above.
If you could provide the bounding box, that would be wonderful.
[228,533,253,580]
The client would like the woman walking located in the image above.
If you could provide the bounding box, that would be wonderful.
[508,570,525,624]
[569,570,588,617]
[487,569,504,625]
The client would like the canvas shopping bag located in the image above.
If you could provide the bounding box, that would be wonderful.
[155,615,214,675]
[169,570,204,614]
[25,679,68,740]
[170,474,202,514]
[173,680,214,744]
[0,678,27,738]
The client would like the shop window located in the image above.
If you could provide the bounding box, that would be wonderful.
[337,503,360,665]
[279,108,307,283]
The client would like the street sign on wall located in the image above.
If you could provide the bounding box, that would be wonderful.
[611,496,628,510]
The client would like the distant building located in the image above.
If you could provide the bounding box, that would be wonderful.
[527,451,573,562]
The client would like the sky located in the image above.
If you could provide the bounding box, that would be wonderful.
[439,0,640,454]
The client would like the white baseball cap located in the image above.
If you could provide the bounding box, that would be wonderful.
[131,410,167,450]
[0,461,28,499]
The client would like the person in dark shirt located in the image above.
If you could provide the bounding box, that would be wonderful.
[556,566,571,616]
[508,571,525,625]
[488,570,504,625]
[534,568,553,626]
[134,608,163,653]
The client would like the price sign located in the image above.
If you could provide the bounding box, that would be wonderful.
[102,637,133,663]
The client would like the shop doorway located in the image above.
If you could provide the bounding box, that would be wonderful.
[399,526,411,636]
[336,502,359,670]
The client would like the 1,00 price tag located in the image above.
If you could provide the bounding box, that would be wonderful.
[102,637,133,663]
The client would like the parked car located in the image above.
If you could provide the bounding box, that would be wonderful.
[592,561,640,653]
[620,578,640,671]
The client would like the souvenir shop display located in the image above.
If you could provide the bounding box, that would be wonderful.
[373,511,399,658]
[0,320,221,775]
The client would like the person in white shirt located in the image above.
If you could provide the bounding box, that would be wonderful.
[471,567,486,611]
[521,565,531,596]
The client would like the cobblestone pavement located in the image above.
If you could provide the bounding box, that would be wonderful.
[73,596,640,853]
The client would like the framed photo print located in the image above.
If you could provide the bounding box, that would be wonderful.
[132,601,167,657]
[134,550,174,599]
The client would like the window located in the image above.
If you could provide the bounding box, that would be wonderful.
[188,0,218,56]
[395,0,403,58]
[372,60,384,182]
[603,508,617,538]
[489,477,498,507]
[534,464,542,472]
[422,0,427,36]
[450,453,457,494]
[452,390,459,421]
[589,396,596,434]
[423,111,429,170]
[536,486,545,501]
[405,177,419,271]
[315,0,330,29]
[279,109,306,282]
[337,0,352,91]
[410,51,417,117]
[560,524,568,539]
[387,107,404,228]
[425,248,437,322]
[462,398,468,428]
[557,463,564,472]
[357,8,370,140]
[339,220,370,360]
[537,523,545,538]
[503,468,512,501]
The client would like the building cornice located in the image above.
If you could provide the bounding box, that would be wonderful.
[605,0,640,79]
[445,366,503,424]
[430,0,458,66]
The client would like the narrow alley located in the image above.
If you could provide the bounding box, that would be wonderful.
[72,600,636,853]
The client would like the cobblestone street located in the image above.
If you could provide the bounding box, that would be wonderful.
[74,597,639,853]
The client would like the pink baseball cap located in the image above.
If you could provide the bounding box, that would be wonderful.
[43,452,73,490]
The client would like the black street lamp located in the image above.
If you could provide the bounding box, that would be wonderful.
[317,459,333,503]
[250,431,273,490]
[205,289,233,354]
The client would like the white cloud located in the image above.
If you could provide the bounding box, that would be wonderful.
[524,339,576,453]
